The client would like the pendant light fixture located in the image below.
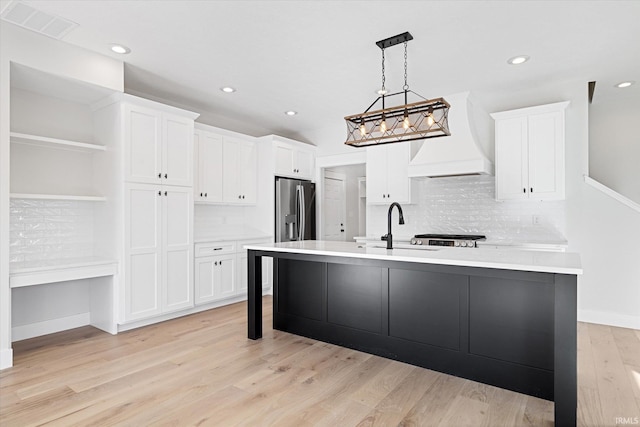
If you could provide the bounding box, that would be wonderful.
[344,32,451,147]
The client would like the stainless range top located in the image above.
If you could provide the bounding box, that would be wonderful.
[410,234,487,248]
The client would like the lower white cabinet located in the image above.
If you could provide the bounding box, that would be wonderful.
[123,183,194,322]
[195,238,272,305]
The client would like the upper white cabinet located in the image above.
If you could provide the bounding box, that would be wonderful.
[194,125,257,205]
[194,130,223,202]
[492,101,569,201]
[124,102,194,187]
[273,139,315,180]
[222,137,257,204]
[366,144,412,204]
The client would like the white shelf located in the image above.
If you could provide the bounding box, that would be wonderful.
[10,193,107,202]
[10,132,106,152]
[9,257,118,288]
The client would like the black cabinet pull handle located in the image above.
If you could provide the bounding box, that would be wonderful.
[530,187,533,193]
[238,195,241,199]
[200,192,203,197]
[523,188,526,193]
[158,173,162,178]
[214,261,218,266]
[242,195,245,199]
[164,173,168,179]
[204,193,207,197]
[158,190,162,196]
[164,191,167,196]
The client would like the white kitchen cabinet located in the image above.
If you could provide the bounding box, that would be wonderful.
[492,102,569,201]
[123,184,194,322]
[366,144,412,204]
[274,140,315,180]
[124,102,194,187]
[222,137,257,204]
[237,238,272,294]
[194,130,223,202]
[195,254,237,304]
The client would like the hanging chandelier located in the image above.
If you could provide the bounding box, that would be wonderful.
[344,32,451,147]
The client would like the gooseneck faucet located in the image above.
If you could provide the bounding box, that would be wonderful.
[386,202,405,249]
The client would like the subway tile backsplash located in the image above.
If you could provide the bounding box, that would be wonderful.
[367,175,566,243]
[9,199,95,263]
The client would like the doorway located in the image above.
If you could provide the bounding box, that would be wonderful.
[322,164,366,241]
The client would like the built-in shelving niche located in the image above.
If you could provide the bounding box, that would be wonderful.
[8,63,119,340]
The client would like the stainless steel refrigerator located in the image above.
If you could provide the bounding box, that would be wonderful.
[275,177,316,242]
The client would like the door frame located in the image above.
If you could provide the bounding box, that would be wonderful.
[315,151,367,242]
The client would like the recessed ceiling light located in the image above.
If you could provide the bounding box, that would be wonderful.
[220,87,236,93]
[615,81,635,88]
[284,111,297,116]
[507,55,530,65]
[110,44,131,54]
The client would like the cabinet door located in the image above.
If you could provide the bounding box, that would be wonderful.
[196,131,223,202]
[124,105,162,184]
[366,146,388,204]
[237,250,272,296]
[386,143,411,203]
[528,111,565,200]
[195,257,216,304]
[216,254,237,299]
[295,148,314,179]
[274,143,295,177]
[222,139,240,203]
[163,113,193,187]
[238,140,257,204]
[495,116,529,200]
[162,186,194,312]
[124,183,162,321]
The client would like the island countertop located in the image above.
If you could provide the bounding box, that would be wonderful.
[244,240,582,275]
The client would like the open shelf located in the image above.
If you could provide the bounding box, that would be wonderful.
[10,132,106,152]
[9,257,118,288]
[10,193,107,202]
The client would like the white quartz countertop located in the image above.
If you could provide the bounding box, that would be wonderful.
[194,232,272,243]
[244,240,582,275]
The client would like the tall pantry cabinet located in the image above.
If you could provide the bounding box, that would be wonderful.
[95,94,199,324]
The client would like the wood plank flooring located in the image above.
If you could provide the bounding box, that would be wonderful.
[1,297,639,426]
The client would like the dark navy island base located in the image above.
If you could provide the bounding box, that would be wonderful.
[247,249,578,427]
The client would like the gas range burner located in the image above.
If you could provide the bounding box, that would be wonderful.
[411,234,486,248]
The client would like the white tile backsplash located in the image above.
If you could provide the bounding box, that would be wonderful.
[367,175,566,243]
[9,199,95,263]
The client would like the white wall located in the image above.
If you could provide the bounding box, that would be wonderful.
[0,23,123,369]
[589,93,640,204]
[310,80,640,330]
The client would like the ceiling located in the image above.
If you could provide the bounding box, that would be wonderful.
[3,0,639,143]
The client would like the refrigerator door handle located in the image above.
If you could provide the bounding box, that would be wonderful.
[299,185,305,240]
[295,185,301,240]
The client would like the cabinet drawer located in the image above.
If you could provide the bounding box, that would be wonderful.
[195,241,236,257]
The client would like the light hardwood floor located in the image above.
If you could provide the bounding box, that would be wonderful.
[1,297,639,426]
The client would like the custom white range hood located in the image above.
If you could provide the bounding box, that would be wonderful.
[408,92,493,178]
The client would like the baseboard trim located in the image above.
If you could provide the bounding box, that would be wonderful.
[12,312,91,342]
[0,348,13,370]
[578,309,640,330]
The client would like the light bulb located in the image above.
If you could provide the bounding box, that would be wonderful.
[403,111,410,129]
[359,121,366,136]
[380,118,387,133]
[427,114,435,126]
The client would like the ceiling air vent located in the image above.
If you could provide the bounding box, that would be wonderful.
[1,1,77,40]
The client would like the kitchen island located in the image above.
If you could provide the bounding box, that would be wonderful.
[245,241,582,426]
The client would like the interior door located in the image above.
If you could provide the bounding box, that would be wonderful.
[323,173,345,241]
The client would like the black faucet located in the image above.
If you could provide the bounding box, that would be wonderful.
[386,202,405,249]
